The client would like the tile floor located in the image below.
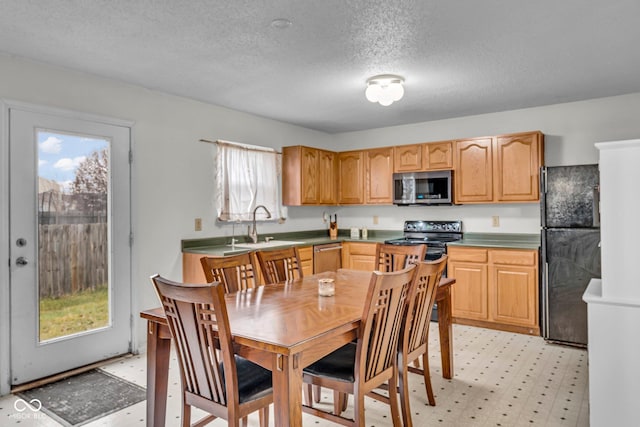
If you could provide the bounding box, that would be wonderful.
[0,324,589,426]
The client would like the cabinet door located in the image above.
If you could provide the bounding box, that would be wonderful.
[183,252,208,284]
[342,242,376,271]
[394,144,422,172]
[318,149,337,204]
[301,146,320,204]
[494,132,543,202]
[489,249,538,329]
[298,246,314,277]
[338,151,365,204]
[424,141,453,170]
[365,147,394,204]
[490,265,537,327]
[454,137,494,203]
[449,260,489,320]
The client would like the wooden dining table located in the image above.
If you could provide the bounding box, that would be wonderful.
[140,269,455,427]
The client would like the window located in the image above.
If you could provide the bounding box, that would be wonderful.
[215,140,286,222]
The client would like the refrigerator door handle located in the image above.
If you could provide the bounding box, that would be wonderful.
[540,167,547,228]
[593,185,600,227]
[542,261,550,338]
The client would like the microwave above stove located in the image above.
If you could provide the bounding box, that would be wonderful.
[393,170,453,205]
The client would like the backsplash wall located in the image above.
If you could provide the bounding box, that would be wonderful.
[328,203,541,234]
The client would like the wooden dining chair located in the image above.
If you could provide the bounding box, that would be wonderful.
[255,246,303,284]
[375,243,427,272]
[150,275,272,427]
[397,255,448,427]
[301,264,417,427]
[200,252,259,293]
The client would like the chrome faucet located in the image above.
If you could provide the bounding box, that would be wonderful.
[248,205,272,243]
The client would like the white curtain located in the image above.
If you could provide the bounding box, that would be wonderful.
[215,140,286,222]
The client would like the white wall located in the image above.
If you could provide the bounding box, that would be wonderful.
[3,51,640,393]
[0,53,332,393]
[330,93,640,234]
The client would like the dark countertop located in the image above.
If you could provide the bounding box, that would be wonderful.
[448,233,540,249]
[182,229,403,256]
[183,230,541,255]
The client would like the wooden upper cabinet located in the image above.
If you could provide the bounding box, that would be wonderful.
[317,149,338,204]
[365,147,394,204]
[301,147,320,204]
[424,141,453,170]
[282,146,336,206]
[494,131,544,202]
[338,150,365,204]
[283,131,543,206]
[454,132,544,204]
[454,137,494,203]
[394,144,422,172]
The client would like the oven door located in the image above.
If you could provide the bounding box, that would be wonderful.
[425,246,445,262]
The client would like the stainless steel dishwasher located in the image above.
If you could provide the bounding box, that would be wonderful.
[313,243,342,273]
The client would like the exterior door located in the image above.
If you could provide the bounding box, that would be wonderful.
[9,107,132,385]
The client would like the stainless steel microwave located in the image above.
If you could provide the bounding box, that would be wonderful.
[393,171,453,205]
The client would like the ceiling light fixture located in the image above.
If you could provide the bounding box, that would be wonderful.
[365,74,405,106]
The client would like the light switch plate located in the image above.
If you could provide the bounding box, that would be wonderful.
[195,217,202,231]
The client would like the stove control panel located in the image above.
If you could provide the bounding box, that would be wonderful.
[403,220,462,233]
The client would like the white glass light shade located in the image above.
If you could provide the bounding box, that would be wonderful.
[388,82,404,101]
[364,74,405,106]
[365,83,382,103]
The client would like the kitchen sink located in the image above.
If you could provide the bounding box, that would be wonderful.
[230,240,304,249]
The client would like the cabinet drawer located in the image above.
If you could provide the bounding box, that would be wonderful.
[489,249,537,266]
[447,247,488,263]
[345,242,377,256]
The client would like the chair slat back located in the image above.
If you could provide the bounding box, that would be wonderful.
[404,256,448,355]
[255,247,303,284]
[151,275,237,406]
[375,243,427,272]
[357,265,416,383]
[200,252,259,293]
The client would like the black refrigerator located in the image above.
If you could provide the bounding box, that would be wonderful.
[541,164,601,347]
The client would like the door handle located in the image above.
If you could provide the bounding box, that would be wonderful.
[16,257,28,266]
[314,246,342,252]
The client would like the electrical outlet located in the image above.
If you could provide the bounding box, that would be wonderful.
[194,217,202,231]
[492,216,500,227]
[373,215,379,225]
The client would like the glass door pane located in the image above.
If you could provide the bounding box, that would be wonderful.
[37,130,110,342]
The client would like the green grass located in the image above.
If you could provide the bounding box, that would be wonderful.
[39,285,109,341]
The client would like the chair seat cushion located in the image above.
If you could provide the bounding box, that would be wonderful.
[303,343,356,383]
[229,355,273,403]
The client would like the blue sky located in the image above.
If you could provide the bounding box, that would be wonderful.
[38,131,108,191]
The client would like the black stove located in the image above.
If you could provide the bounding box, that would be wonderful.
[385,220,462,323]
[385,220,463,255]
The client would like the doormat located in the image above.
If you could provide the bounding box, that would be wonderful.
[18,369,146,426]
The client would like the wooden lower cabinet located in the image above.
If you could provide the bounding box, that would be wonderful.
[183,245,314,285]
[183,251,208,283]
[342,241,377,271]
[298,246,314,276]
[448,246,539,335]
[449,258,489,321]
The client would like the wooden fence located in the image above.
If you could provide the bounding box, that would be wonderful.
[38,223,107,298]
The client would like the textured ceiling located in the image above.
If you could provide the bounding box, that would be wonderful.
[1,1,640,133]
